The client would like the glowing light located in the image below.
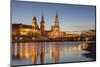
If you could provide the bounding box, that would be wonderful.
[25,29,31,31]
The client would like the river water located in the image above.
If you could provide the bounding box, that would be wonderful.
[11,41,95,66]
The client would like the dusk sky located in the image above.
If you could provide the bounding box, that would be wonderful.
[12,0,96,31]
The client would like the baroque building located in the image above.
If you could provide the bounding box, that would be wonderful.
[47,13,65,38]
[12,13,95,41]
[12,13,66,40]
[19,23,33,36]
[32,16,40,35]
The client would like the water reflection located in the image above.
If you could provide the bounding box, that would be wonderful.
[30,43,38,64]
[12,42,93,65]
[49,42,60,63]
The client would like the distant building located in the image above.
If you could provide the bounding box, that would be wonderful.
[12,13,96,41]
[47,13,65,38]
[12,13,66,39]
[32,16,40,35]
[12,23,32,36]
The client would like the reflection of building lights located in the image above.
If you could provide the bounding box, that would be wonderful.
[14,45,17,56]
[81,43,88,49]
[63,43,89,53]
[19,45,23,59]
[14,43,17,45]
[49,47,53,60]
[24,45,30,59]
[73,46,77,50]
[20,42,23,45]
[30,42,32,44]
[25,42,28,45]
[30,45,37,64]
[78,45,82,51]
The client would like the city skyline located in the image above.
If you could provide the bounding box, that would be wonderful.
[12,1,96,31]
[11,1,96,66]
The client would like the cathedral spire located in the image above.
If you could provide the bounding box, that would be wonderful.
[41,10,45,22]
[40,11,45,36]
[56,12,58,18]
[55,12,59,28]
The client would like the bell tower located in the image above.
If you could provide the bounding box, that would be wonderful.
[40,12,45,36]
[32,16,39,33]
[54,13,60,31]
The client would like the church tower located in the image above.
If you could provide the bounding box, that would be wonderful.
[32,16,39,33]
[40,12,45,36]
[54,13,60,31]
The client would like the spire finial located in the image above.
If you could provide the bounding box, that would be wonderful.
[42,9,44,16]
[56,12,58,18]
[41,9,45,22]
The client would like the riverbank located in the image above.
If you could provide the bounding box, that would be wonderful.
[12,40,96,43]
[83,42,96,61]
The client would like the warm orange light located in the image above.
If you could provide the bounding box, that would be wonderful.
[25,29,31,31]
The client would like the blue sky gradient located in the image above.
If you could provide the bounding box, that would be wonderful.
[12,0,96,31]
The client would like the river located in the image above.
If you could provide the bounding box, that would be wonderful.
[11,41,96,66]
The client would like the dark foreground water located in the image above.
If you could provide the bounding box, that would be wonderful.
[11,41,96,66]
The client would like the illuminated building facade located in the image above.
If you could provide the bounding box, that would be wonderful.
[47,13,65,38]
[32,16,40,35]
[12,13,65,39]
[12,13,95,41]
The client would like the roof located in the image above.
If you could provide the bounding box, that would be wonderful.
[12,24,32,28]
